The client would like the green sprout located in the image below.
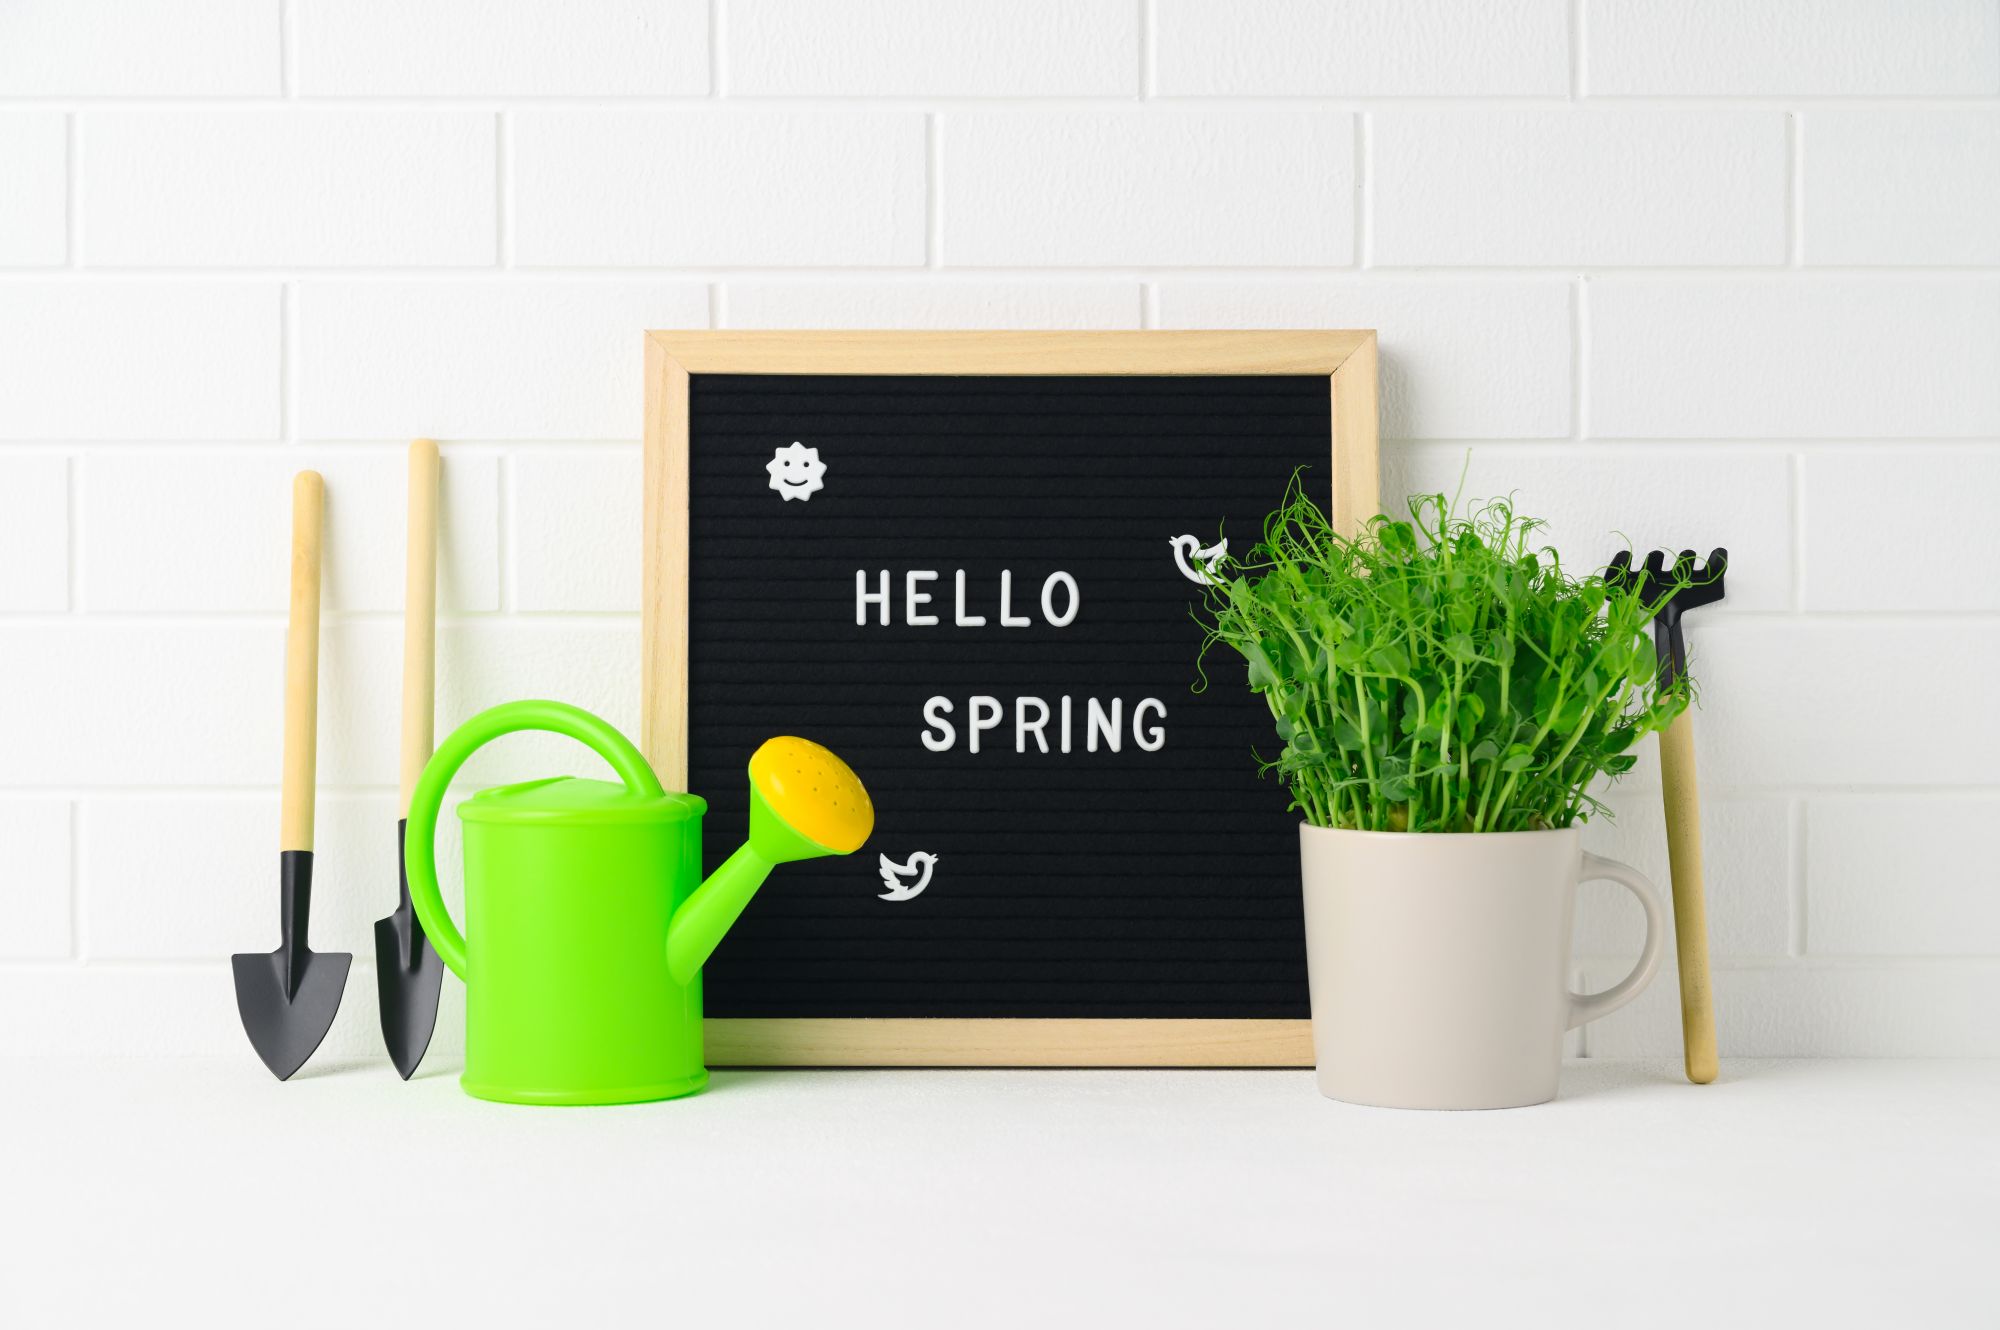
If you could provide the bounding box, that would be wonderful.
[1193,478,1693,834]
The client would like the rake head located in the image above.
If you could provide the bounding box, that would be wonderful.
[1605,547,1728,687]
[1607,548,1727,606]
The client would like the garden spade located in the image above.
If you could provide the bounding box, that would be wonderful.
[1607,547,1727,1086]
[376,439,444,1078]
[233,470,350,1080]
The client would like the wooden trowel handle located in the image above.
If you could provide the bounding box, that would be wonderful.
[1660,710,1719,1084]
[400,440,439,811]
[281,471,323,854]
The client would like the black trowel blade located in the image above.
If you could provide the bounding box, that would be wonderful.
[374,819,443,1079]
[232,850,350,1080]
[231,946,351,1081]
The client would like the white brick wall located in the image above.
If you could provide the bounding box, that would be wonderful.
[0,112,65,265]
[0,799,71,959]
[1158,279,1573,438]
[1806,800,2000,956]
[0,454,68,610]
[1370,111,1788,266]
[942,111,1353,266]
[1804,112,2000,265]
[3,0,1995,1058]
[79,111,498,267]
[728,0,1138,96]
[1590,278,2000,438]
[723,278,1141,329]
[512,111,926,266]
[295,0,709,97]
[79,450,502,612]
[295,280,708,439]
[0,283,281,439]
[1154,0,1570,97]
[0,0,279,96]
[1584,0,2000,96]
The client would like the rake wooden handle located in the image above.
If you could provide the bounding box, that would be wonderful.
[281,471,323,854]
[1660,709,1718,1084]
[399,440,439,811]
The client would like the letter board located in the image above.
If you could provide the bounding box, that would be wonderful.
[643,332,1379,1065]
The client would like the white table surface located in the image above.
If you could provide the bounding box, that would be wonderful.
[6,1058,1995,1328]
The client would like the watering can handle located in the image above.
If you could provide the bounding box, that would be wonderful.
[403,700,665,981]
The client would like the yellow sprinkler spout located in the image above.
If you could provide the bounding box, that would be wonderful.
[749,736,875,855]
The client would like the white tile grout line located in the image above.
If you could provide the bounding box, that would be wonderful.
[1353,112,1369,267]
[496,449,515,614]
[63,112,78,267]
[11,264,2000,280]
[25,264,2000,281]
[1569,0,1586,100]
[709,0,726,99]
[1791,451,1806,609]
[925,113,941,269]
[1790,799,1809,958]
[279,0,295,100]
[1139,0,1155,100]
[1787,111,1804,267]
[20,94,2000,110]
[1572,275,1588,439]
[67,800,81,963]
[64,453,78,615]
[279,282,295,444]
[493,112,508,269]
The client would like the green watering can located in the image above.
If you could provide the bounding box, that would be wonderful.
[404,699,874,1105]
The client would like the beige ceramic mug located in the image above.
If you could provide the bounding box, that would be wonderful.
[1299,824,1666,1110]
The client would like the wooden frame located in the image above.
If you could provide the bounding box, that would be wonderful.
[643,331,1379,1067]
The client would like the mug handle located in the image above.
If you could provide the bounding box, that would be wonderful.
[403,699,665,982]
[1566,851,1669,1031]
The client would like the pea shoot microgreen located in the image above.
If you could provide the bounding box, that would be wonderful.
[1194,480,1693,833]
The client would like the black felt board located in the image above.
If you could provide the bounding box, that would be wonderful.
[688,374,1327,1018]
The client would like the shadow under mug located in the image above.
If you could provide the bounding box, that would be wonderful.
[1299,824,1666,1110]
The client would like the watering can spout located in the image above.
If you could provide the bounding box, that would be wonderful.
[666,739,876,986]
[665,841,774,986]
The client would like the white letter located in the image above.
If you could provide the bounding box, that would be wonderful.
[1041,572,1080,628]
[1133,698,1167,752]
[1016,696,1050,754]
[905,570,939,626]
[954,570,986,627]
[921,697,956,752]
[1059,695,1073,754]
[968,696,1003,754]
[856,570,890,627]
[999,570,1031,628]
[1086,697,1123,753]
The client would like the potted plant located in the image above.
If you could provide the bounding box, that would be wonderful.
[1194,484,1689,1109]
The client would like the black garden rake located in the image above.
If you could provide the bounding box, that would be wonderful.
[1606,547,1727,1085]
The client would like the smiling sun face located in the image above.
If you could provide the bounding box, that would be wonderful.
[766,442,827,502]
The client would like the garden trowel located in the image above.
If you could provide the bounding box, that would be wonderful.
[233,471,350,1080]
[375,440,444,1078]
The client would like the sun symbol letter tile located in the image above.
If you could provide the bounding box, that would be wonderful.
[766,442,827,502]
